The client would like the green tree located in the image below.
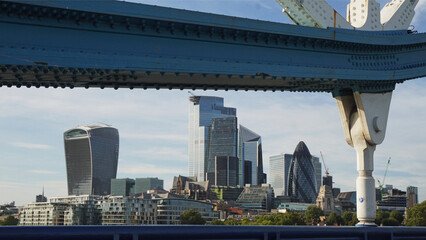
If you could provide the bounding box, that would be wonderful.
[382,217,399,226]
[0,216,19,226]
[224,219,240,225]
[390,210,404,225]
[238,213,305,226]
[326,212,343,226]
[342,211,355,226]
[241,217,252,225]
[279,212,306,226]
[405,200,426,226]
[375,210,390,225]
[348,212,358,226]
[180,209,206,225]
[305,206,324,225]
[207,219,225,225]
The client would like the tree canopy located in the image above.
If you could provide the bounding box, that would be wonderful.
[342,211,357,226]
[180,209,206,225]
[390,210,404,225]
[0,216,19,226]
[305,206,324,225]
[326,212,343,226]
[405,200,426,226]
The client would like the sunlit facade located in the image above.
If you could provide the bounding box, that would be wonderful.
[188,96,236,181]
[64,125,119,196]
[269,153,292,196]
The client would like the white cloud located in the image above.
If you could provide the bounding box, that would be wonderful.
[121,132,187,142]
[130,147,187,162]
[10,142,53,150]
[118,163,186,175]
[413,0,426,30]
[26,170,58,175]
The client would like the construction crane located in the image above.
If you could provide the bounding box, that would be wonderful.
[320,151,329,177]
[377,157,391,198]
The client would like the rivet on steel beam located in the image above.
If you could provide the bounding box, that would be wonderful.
[100,85,105,89]
[156,22,161,33]
[114,85,119,90]
[85,85,89,89]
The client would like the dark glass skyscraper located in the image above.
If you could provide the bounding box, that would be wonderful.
[239,125,265,186]
[288,141,317,203]
[214,156,239,186]
[206,117,238,183]
[64,125,119,196]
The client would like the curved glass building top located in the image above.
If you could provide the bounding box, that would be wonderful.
[64,125,119,196]
[288,141,317,203]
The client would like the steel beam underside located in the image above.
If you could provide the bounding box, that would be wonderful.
[0,1,425,93]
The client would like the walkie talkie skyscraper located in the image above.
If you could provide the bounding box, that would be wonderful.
[64,125,119,196]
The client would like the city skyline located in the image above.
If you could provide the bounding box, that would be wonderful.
[0,0,425,205]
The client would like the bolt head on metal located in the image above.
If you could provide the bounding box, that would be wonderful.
[373,116,381,132]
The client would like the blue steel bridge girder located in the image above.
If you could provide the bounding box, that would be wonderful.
[0,0,425,94]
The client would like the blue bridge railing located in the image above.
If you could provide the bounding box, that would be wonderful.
[1,226,426,240]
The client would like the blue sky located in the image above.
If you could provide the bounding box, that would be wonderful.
[0,0,425,206]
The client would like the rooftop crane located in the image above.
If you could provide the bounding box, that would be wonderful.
[377,157,391,198]
[320,151,329,177]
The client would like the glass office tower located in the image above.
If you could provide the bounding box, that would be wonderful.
[239,125,265,186]
[288,141,317,203]
[206,117,238,183]
[312,156,322,193]
[64,125,119,196]
[269,153,292,196]
[188,96,236,181]
[214,156,239,187]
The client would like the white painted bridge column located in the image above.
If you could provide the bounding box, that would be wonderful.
[335,91,393,226]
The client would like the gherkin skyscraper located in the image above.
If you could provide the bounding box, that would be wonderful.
[288,141,317,203]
